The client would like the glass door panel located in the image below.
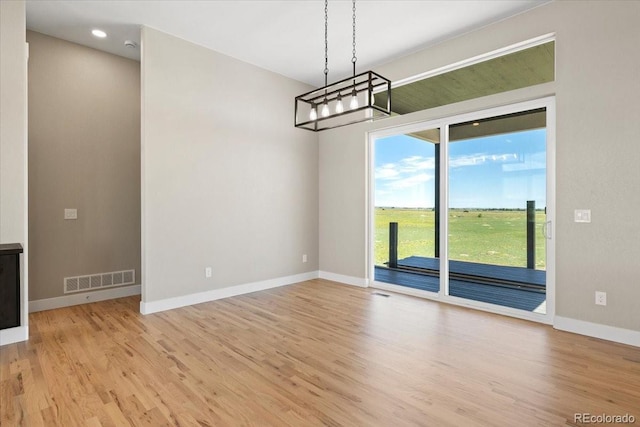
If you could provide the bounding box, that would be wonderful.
[447,108,547,313]
[373,128,440,293]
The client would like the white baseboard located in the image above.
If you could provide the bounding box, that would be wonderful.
[554,316,640,348]
[29,284,141,313]
[140,271,319,315]
[318,271,369,288]
[0,326,29,346]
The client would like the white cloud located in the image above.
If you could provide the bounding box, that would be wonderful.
[375,155,435,181]
[375,154,437,198]
[449,153,488,168]
[399,155,435,173]
[386,173,433,190]
[449,152,520,168]
[375,163,400,180]
[502,151,546,172]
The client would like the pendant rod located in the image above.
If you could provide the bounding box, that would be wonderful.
[352,0,357,76]
[324,0,329,88]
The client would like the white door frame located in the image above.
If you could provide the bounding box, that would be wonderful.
[367,96,556,325]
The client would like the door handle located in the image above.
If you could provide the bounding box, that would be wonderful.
[541,221,552,239]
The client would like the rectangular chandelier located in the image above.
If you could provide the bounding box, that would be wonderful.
[295,71,391,132]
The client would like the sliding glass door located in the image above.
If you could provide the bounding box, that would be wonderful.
[370,98,554,322]
[447,108,547,314]
[373,128,440,293]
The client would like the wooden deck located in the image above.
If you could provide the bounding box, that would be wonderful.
[375,264,546,313]
[395,256,546,288]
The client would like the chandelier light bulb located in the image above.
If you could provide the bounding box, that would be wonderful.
[321,100,330,117]
[350,90,359,110]
[309,105,318,121]
[336,95,344,114]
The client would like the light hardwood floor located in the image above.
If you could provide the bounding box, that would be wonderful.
[1,279,639,426]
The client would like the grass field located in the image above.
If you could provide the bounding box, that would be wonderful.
[375,208,546,269]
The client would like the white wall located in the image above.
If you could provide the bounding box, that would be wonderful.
[141,27,318,311]
[319,1,640,336]
[0,0,29,344]
[27,31,141,302]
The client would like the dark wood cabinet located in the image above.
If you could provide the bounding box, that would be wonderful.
[0,243,22,330]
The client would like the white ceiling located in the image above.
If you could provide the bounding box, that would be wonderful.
[26,0,550,87]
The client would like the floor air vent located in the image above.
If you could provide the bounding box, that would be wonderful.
[372,292,390,297]
[64,269,135,294]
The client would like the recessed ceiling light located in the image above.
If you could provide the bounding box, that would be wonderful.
[91,29,107,38]
[472,122,480,126]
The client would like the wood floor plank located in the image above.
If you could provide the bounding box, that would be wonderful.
[1,279,639,426]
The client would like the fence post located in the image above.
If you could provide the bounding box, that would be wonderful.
[389,222,398,269]
[527,200,535,269]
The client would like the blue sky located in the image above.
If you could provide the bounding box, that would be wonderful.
[375,129,546,209]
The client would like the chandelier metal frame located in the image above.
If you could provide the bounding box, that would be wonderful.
[294,0,391,132]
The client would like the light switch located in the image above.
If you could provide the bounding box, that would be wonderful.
[574,209,591,223]
[64,208,78,220]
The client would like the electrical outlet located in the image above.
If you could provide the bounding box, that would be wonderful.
[302,254,308,263]
[595,291,607,306]
[205,267,212,278]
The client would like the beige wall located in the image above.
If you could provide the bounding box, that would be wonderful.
[27,31,141,301]
[319,1,640,332]
[0,0,28,340]
[141,27,318,304]
[0,2,28,245]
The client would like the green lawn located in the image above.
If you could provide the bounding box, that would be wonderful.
[374,208,546,269]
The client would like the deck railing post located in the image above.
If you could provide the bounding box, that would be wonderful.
[389,222,398,269]
[527,200,535,269]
